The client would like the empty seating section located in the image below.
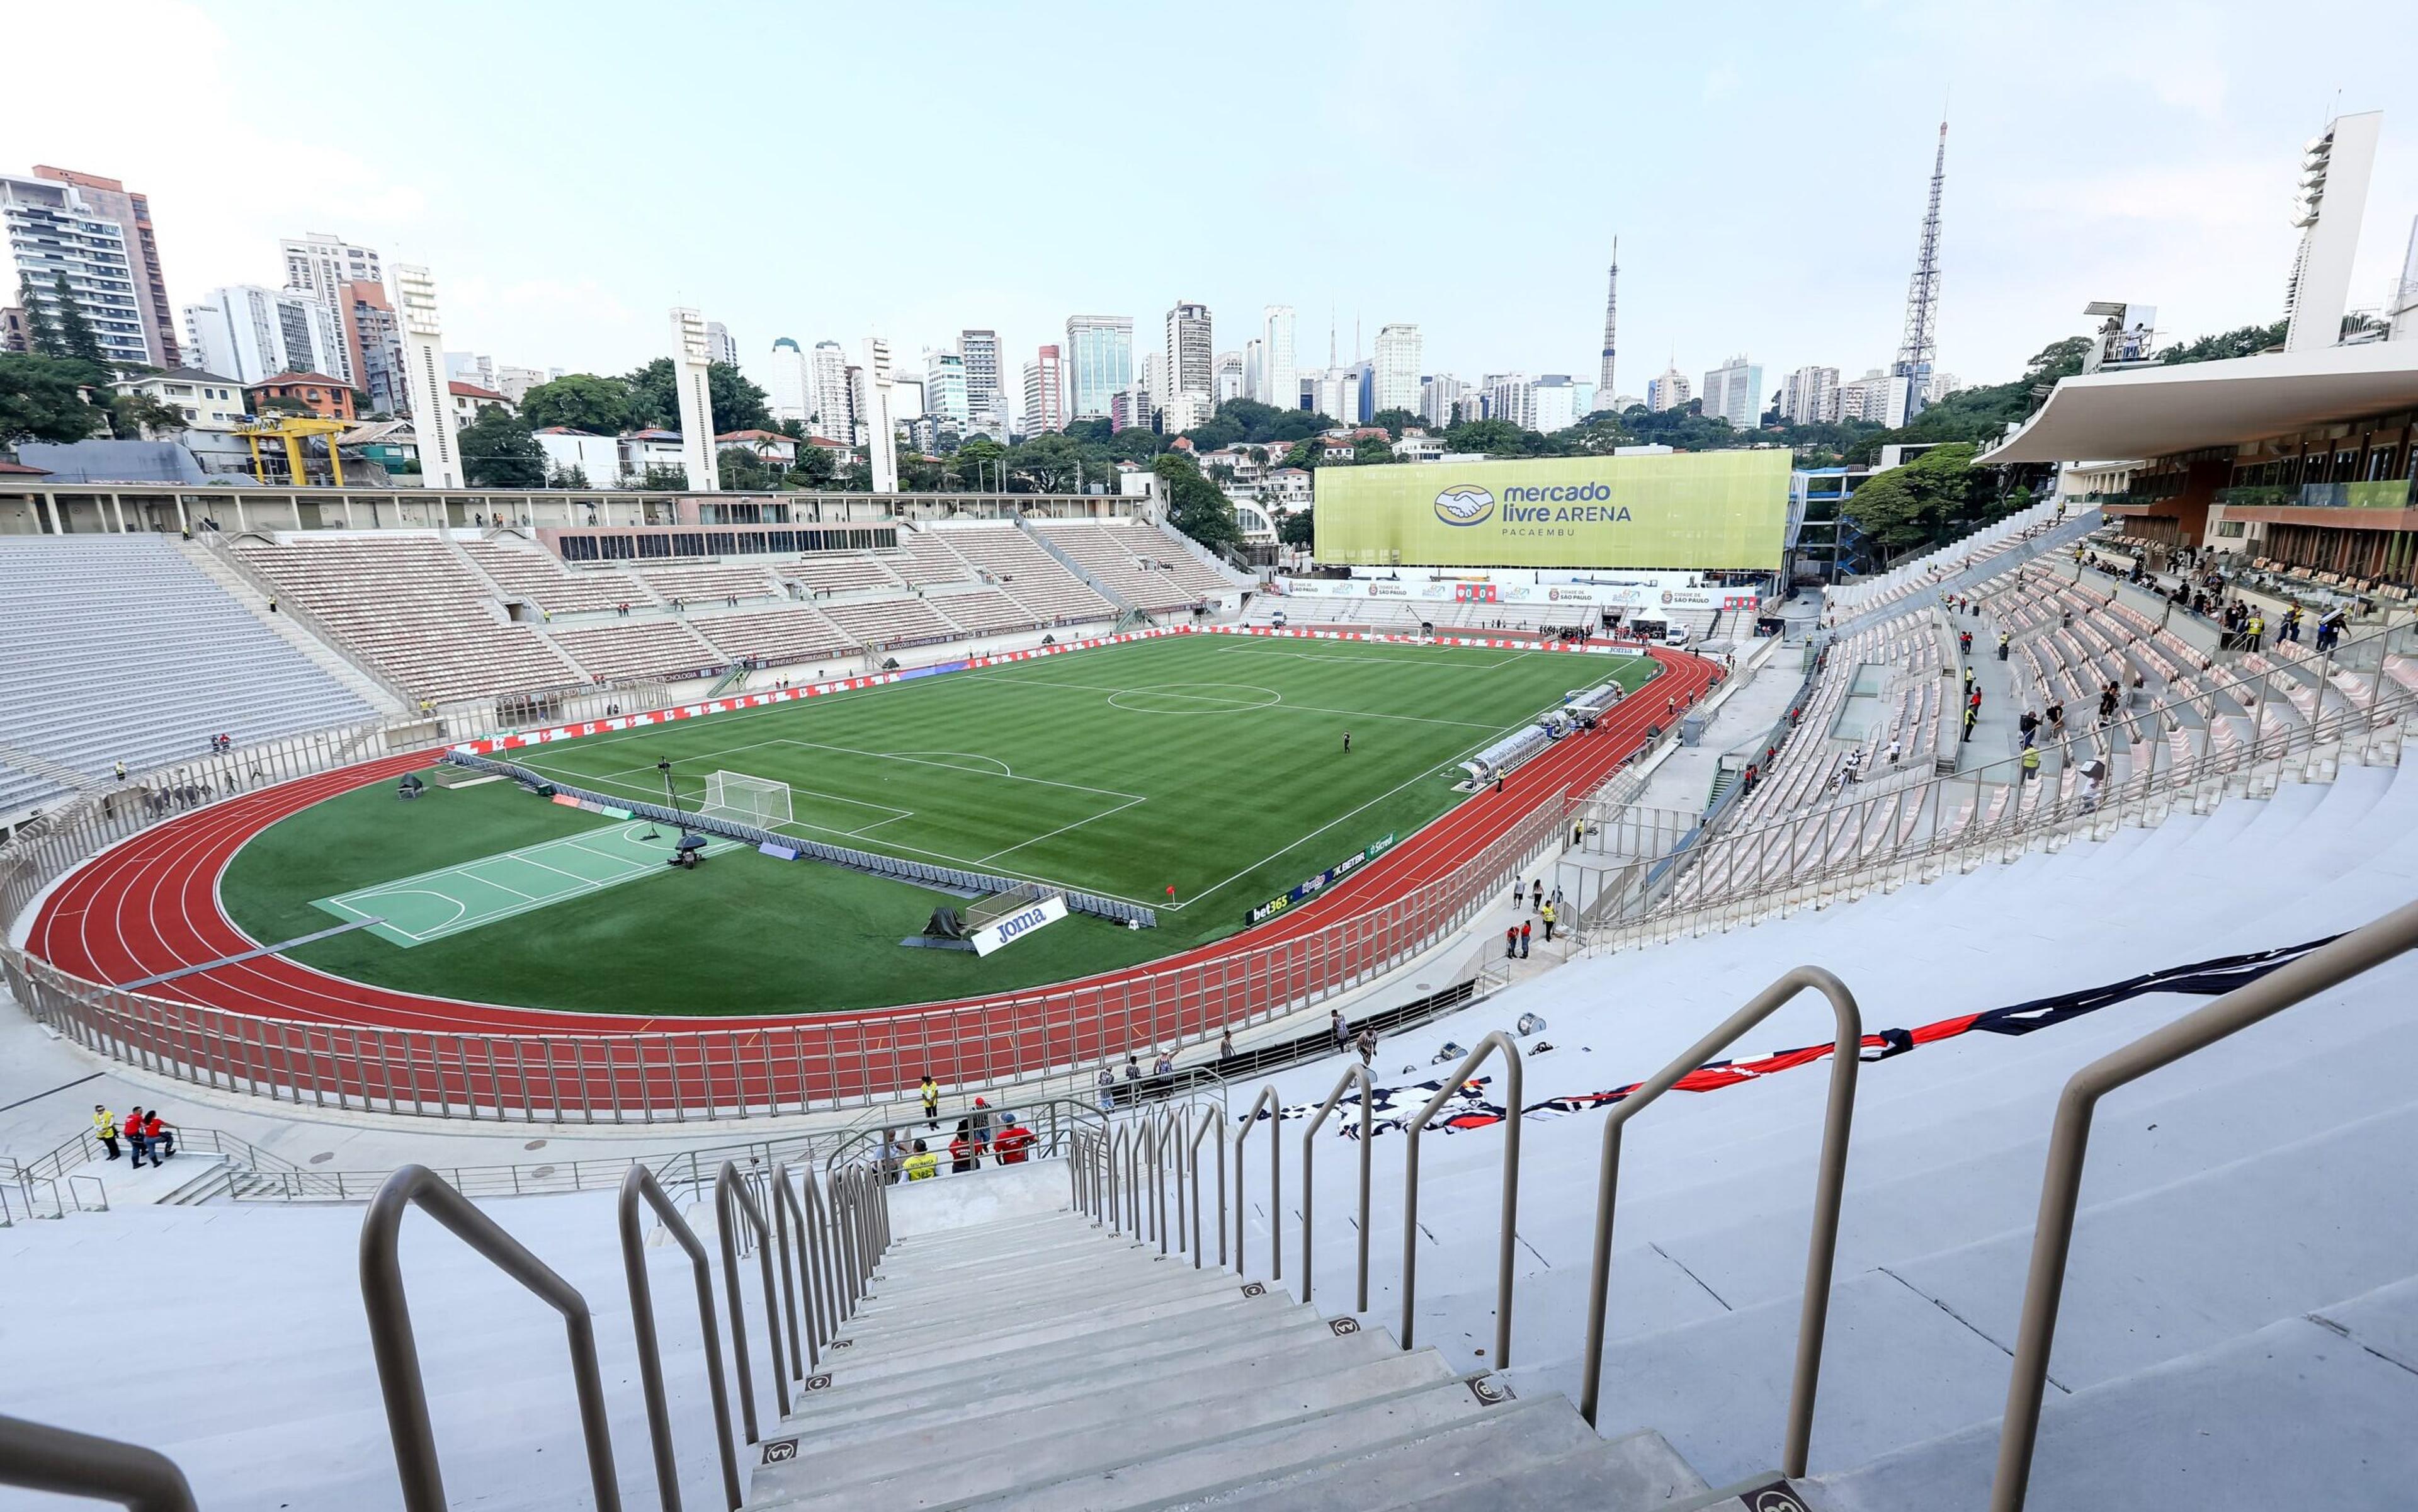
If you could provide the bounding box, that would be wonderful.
[815,596,959,649]
[892,532,976,586]
[778,554,902,594]
[1827,500,2062,618]
[937,525,1116,624]
[636,564,781,604]
[1031,520,1196,610]
[0,537,374,814]
[928,589,1041,635]
[544,620,724,684]
[458,540,629,615]
[236,535,578,703]
[690,606,854,668]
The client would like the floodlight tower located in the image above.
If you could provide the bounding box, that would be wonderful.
[1892,120,1948,423]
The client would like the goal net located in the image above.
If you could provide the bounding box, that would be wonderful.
[701,770,793,829]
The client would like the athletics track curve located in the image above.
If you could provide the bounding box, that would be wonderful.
[25,647,1717,1106]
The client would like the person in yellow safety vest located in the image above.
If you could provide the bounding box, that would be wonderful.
[93,1105,121,1161]
[1539,901,1558,943]
[903,1139,939,1182]
[919,1073,939,1130]
[2021,746,2041,782]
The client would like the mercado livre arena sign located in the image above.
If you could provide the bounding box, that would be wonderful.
[1313,450,1791,572]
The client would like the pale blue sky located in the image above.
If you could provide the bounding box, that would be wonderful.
[11,1,2415,398]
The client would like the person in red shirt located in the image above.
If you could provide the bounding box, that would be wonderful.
[142,1111,174,1162]
[990,1115,1038,1165]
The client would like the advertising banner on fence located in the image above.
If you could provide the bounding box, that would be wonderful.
[1271,578,1759,611]
[1313,451,1790,572]
[1247,833,1398,925]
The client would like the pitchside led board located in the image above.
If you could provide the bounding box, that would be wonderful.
[1313,452,1791,572]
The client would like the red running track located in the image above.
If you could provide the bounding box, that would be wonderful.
[25,649,1714,1111]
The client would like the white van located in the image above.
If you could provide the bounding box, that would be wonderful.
[1663,622,1692,647]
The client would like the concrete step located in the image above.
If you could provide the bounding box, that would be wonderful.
[797,1314,1380,1439]
[841,1270,1264,1363]
[826,1291,1306,1389]
[774,1327,1409,1483]
[756,1375,1489,1512]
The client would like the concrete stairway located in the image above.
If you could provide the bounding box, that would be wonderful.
[744,1208,1726,1511]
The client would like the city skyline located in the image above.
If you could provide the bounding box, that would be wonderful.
[4,1,2415,421]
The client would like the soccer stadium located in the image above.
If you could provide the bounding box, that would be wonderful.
[5,31,2418,1512]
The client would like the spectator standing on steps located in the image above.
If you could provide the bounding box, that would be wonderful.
[1519,921,1531,958]
[919,1073,939,1129]
[1331,1008,1349,1051]
[1540,900,1558,942]
[1355,1028,1377,1068]
[125,1107,149,1169]
[1531,878,1543,912]
[1504,925,1518,960]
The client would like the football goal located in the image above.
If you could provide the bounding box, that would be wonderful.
[700,770,793,828]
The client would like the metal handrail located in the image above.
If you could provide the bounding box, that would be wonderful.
[1233,1086,1283,1279]
[1190,1102,1227,1269]
[1302,1063,1373,1312]
[1987,896,2418,1511]
[712,1161,789,1442]
[1401,1032,1522,1362]
[1575,967,1863,1481]
[1108,1124,1130,1235]
[769,1166,824,1372]
[0,1414,198,1511]
[358,1164,621,1511]
[618,1165,741,1512]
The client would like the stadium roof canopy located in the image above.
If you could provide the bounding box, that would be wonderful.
[1980,342,2418,465]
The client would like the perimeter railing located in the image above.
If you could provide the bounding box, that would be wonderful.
[1,680,1644,1117]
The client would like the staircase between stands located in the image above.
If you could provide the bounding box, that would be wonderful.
[741,1207,1733,1512]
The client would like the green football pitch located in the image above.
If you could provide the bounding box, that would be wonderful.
[222,634,1656,1016]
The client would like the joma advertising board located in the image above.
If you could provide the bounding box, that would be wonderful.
[1313,452,1791,572]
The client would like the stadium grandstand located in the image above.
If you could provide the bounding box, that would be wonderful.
[1,452,2414,1512]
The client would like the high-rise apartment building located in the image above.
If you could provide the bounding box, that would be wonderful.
[705,321,739,367]
[339,280,405,416]
[1837,368,1907,426]
[1065,315,1133,419]
[1646,364,1691,413]
[280,233,381,305]
[768,337,810,423]
[181,285,348,385]
[3,173,158,367]
[1142,351,1168,408]
[1701,354,1764,430]
[1022,344,1066,435]
[1312,368,1357,425]
[1214,351,1245,404]
[1780,365,1841,424]
[958,328,1005,434]
[1533,375,1579,433]
[1166,301,1212,416]
[1261,305,1297,409]
[1419,373,1464,429]
[1242,340,1264,404]
[7,166,179,365]
[924,349,970,429]
[1487,373,1537,431]
[1373,323,1422,416]
[809,340,851,440]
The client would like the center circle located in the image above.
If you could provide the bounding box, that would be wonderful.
[1107,683,1284,715]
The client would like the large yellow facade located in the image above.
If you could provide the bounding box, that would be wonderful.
[1313,450,1791,571]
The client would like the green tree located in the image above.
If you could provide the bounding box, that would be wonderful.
[0,352,106,442]
[622,358,773,434]
[2159,320,2289,365]
[1847,338,2092,463]
[548,462,591,489]
[109,389,187,439]
[788,443,837,489]
[519,373,633,435]
[639,462,688,491]
[1368,407,1422,440]
[718,446,780,491]
[17,272,62,357]
[1108,426,1165,463]
[457,406,547,487]
[1276,507,1314,548]
[1353,435,1395,465]
[1153,453,1240,551]
[1001,432,1093,493]
[1441,417,1535,456]
[950,435,1009,491]
[1842,443,1995,555]
[49,274,106,365]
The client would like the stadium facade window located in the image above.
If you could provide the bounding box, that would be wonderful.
[636,534,671,559]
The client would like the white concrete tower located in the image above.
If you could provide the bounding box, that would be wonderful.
[393,264,462,489]
[2284,111,2384,353]
[861,336,898,494]
[670,307,719,491]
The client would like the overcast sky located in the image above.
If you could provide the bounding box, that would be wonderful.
[11,0,2415,399]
